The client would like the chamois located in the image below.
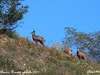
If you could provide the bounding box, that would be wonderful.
[77,49,86,60]
[31,30,45,47]
[64,48,72,56]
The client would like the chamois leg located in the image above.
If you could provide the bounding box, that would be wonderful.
[39,41,45,47]
[34,40,38,46]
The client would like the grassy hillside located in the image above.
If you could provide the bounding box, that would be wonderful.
[0,34,100,75]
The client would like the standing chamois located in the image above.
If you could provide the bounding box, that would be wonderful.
[31,30,45,47]
[77,49,86,60]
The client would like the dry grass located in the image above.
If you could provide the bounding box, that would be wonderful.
[0,34,99,75]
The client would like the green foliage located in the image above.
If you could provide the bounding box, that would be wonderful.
[64,27,76,48]
[6,31,20,39]
[0,0,27,31]
[0,28,20,39]
[64,26,100,62]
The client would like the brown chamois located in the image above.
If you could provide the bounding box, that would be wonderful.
[64,48,72,56]
[77,49,86,60]
[31,30,45,47]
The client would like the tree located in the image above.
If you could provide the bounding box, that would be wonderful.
[64,27,76,48]
[64,27,100,62]
[0,0,27,33]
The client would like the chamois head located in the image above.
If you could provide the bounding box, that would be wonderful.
[31,30,35,36]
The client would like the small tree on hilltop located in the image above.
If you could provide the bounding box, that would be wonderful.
[0,0,27,34]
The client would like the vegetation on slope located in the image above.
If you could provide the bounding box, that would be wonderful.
[0,34,100,75]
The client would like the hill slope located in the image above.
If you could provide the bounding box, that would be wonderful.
[0,34,100,75]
